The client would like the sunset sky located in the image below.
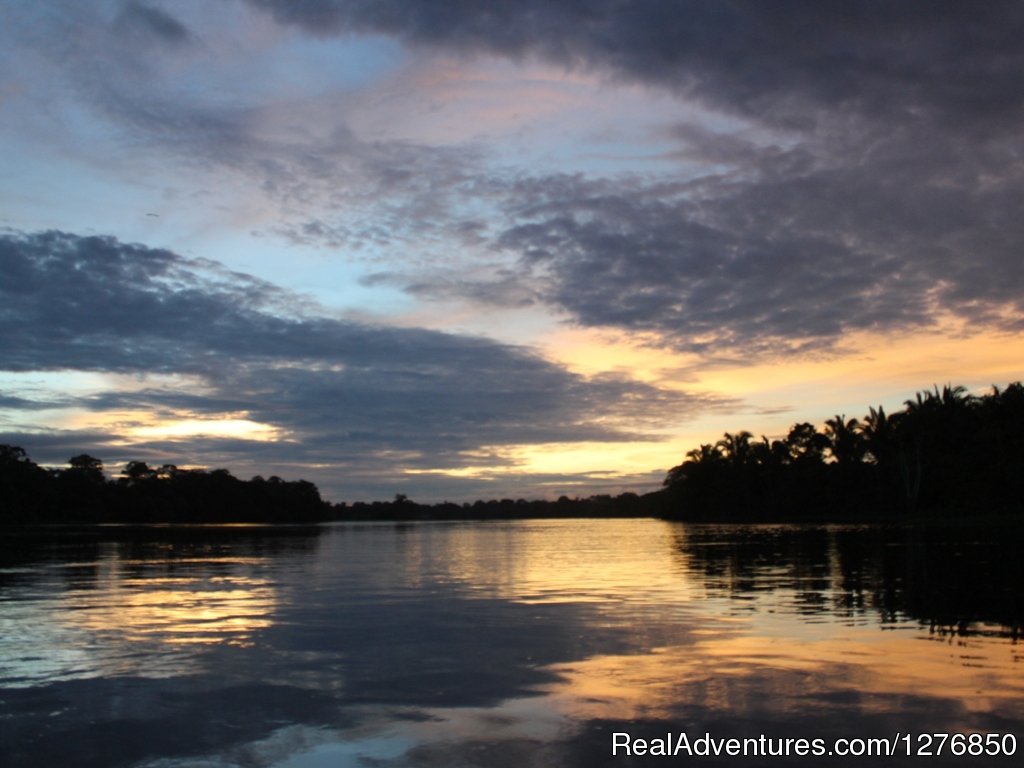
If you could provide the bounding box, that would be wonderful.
[2,1,1023,502]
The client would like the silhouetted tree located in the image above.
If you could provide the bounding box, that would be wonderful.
[67,454,105,484]
[824,414,865,465]
[123,460,155,483]
[0,445,53,521]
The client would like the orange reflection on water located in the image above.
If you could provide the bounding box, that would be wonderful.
[539,622,1024,724]
[397,520,697,606]
[61,564,277,649]
[2,559,280,685]
[697,628,1024,714]
[107,585,273,646]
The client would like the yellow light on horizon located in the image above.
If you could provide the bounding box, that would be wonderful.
[58,408,287,444]
[400,440,683,493]
[404,466,496,479]
[534,320,1024,464]
[542,321,1024,400]
[502,440,671,477]
[540,326,693,384]
[127,418,283,442]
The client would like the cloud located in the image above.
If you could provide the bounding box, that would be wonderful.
[243,1,1024,130]
[10,3,1024,357]
[360,267,540,309]
[0,392,70,411]
[115,1,193,46]
[0,230,723,498]
[236,1,1024,354]
[1,2,487,260]
[0,429,126,461]
[488,112,1024,353]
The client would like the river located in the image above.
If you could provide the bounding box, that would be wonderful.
[1,519,1021,766]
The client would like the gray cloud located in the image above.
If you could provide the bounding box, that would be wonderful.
[10,1,1024,357]
[360,267,539,309]
[238,1,1024,353]
[2,2,487,259]
[489,113,1024,353]
[0,393,71,411]
[235,0,1024,354]
[115,1,193,46]
[244,1,1024,131]
[1,230,724,498]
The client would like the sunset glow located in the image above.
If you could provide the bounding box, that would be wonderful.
[125,418,284,442]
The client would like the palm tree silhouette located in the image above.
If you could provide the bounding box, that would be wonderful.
[824,414,865,465]
[716,431,754,467]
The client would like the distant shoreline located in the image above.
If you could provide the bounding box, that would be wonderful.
[4,381,1024,526]
[4,508,1024,529]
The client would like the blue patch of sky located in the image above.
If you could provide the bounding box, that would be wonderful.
[168,33,406,110]
[0,372,114,431]
[0,372,113,399]
[1,138,161,237]
[194,231,418,316]
[270,33,406,95]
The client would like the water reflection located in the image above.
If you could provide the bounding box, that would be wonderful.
[1,521,1022,767]
[62,574,275,644]
[674,523,1024,637]
[0,527,319,685]
[388,519,696,605]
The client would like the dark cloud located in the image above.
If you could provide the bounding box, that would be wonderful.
[0,230,294,374]
[4,2,484,258]
[10,2,1024,357]
[239,1,1024,353]
[244,1,1024,131]
[488,112,1024,353]
[0,230,724,498]
[0,429,124,461]
[360,268,539,309]
[0,393,69,411]
[115,1,193,45]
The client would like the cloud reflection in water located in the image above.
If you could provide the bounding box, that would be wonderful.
[2,521,1022,768]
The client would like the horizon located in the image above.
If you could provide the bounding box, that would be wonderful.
[3,1,1024,502]
[5,377,1018,508]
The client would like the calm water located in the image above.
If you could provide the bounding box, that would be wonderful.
[1,520,1022,767]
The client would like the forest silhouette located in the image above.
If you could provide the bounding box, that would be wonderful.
[0,451,328,524]
[661,382,1024,521]
[2,382,1023,524]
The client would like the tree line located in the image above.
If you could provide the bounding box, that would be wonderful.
[0,448,655,523]
[660,383,1024,521]
[0,450,328,523]
[3,382,1023,524]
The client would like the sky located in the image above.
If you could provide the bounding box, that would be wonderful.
[2,0,1024,503]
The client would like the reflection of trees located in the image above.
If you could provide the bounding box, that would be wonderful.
[0,525,324,590]
[672,525,1024,638]
[673,526,833,602]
